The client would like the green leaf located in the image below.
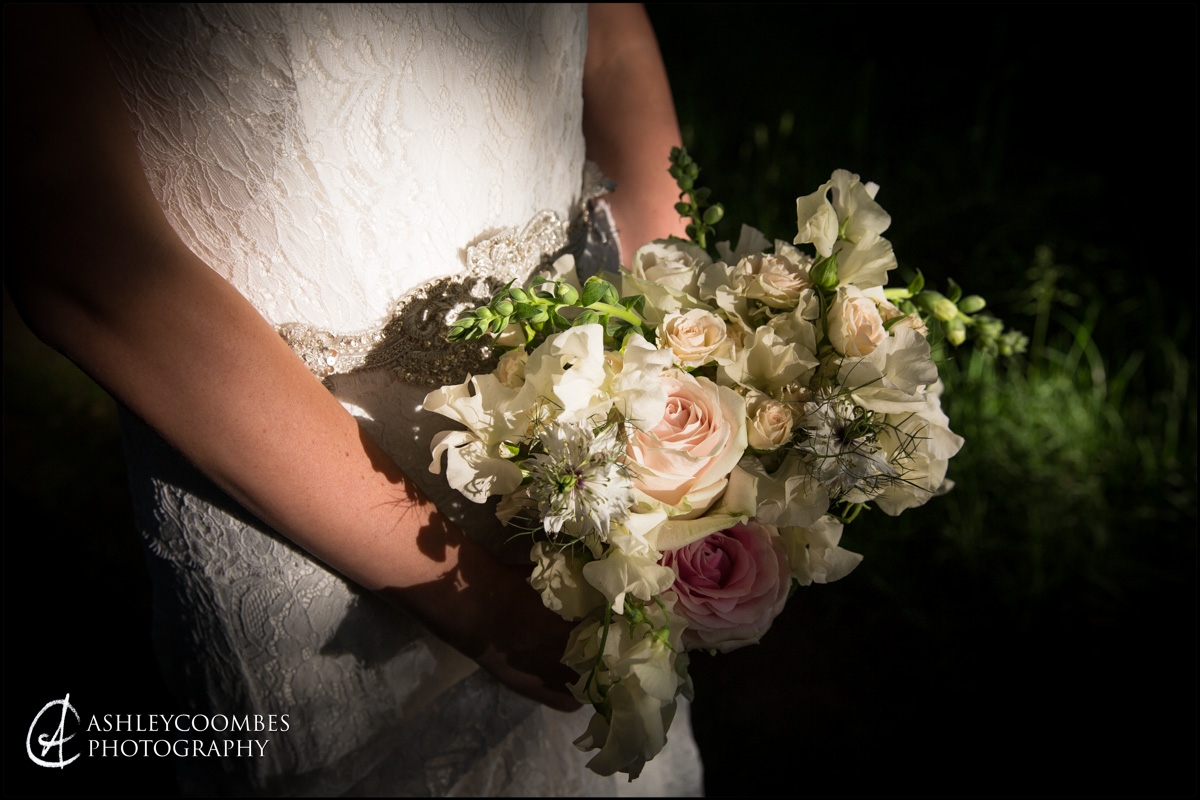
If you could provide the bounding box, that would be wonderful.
[581,276,613,306]
[946,277,963,304]
[906,270,925,296]
[514,302,542,319]
[620,294,647,315]
[574,309,601,328]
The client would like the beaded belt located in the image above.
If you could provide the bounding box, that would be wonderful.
[277,164,617,386]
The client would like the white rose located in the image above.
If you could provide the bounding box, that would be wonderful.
[628,240,712,292]
[657,309,731,368]
[737,252,814,309]
[622,240,713,323]
[828,285,886,357]
[494,347,528,388]
[747,394,795,451]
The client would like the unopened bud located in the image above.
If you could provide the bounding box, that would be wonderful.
[811,252,839,290]
[958,295,986,314]
[946,317,967,346]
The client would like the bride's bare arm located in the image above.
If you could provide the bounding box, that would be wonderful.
[583,3,689,265]
[4,5,578,712]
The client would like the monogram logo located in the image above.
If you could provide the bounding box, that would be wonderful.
[26,694,80,768]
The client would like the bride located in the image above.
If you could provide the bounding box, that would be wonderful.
[5,4,702,795]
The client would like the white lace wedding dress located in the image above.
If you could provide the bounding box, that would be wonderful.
[97,4,703,796]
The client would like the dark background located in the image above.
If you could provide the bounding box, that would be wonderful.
[4,4,1195,796]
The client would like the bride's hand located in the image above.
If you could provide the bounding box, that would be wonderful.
[469,568,584,713]
[379,510,582,713]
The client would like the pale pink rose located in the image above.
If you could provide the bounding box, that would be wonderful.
[661,520,790,652]
[829,285,886,356]
[626,372,747,517]
[659,309,730,368]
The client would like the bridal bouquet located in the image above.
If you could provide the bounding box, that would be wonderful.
[426,150,1010,778]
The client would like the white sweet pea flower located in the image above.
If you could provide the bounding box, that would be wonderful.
[778,515,863,585]
[718,324,819,395]
[571,615,682,778]
[870,387,963,514]
[529,542,604,621]
[835,229,897,289]
[607,333,672,432]
[523,325,611,421]
[582,547,676,614]
[838,326,939,414]
[828,169,891,244]
[425,374,534,502]
[794,179,838,257]
[428,429,524,503]
[715,224,773,264]
[736,452,830,529]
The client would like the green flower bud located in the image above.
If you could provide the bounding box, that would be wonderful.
[946,317,967,346]
[702,204,724,225]
[555,282,580,305]
[678,175,694,191]
[493,299,514,316]
[958,295,986,314]
[920,291,959,322]
[509,286,529,303]
[810,252,839,290]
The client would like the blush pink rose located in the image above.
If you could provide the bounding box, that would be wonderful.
[626,371,746,517]
[661,520,790,653]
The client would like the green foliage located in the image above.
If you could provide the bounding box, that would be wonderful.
[669,146,724,253]
[448,275,653,352]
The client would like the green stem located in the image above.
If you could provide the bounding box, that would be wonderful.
[587,301,643,328]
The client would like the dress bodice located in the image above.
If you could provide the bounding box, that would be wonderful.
[97,3,588,333]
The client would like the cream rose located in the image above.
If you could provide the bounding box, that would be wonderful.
[737,253,813,309]
[494,347,528,388]
[747,395,795,451]
[658,309,731,368]
[828,285,886,356]
[629,240,712,293]
[627,371,747,517]
[877,299,929,337]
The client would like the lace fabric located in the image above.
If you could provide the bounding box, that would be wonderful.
[99,4,701,795]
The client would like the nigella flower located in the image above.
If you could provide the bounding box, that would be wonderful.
[797,391,898,499]
[526,419,633,542]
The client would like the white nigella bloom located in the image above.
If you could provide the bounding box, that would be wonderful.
[526,419,633,541]
[798,391,899,500]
